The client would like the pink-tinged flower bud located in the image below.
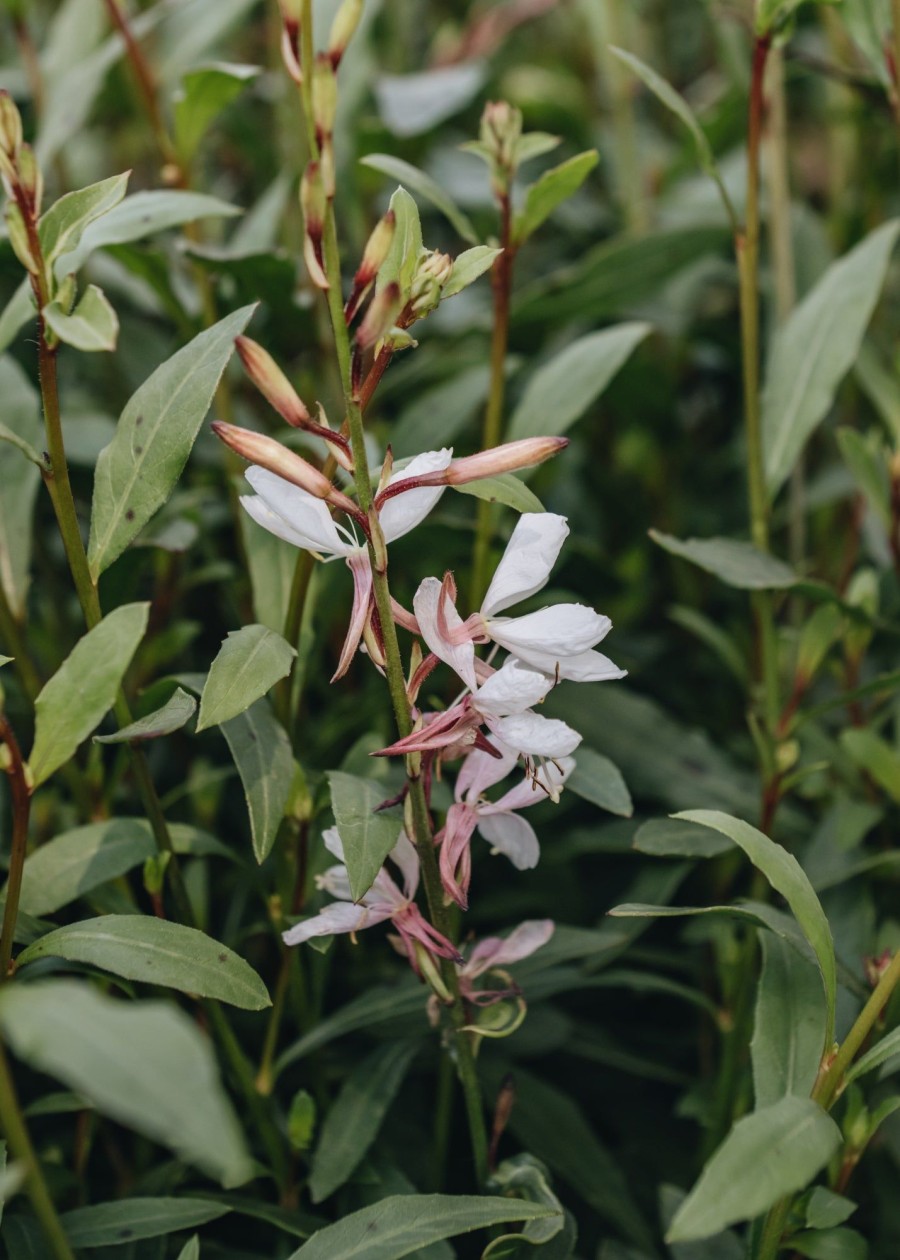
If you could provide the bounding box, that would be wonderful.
[0,92,23,159]
[345,210,396,323]
[236,336,311,428]
[480,100,522,174]
[300,161,326,231]
[5,203,40,275]
[280,26,302,83]
[211,421,359,518]
[311,55,338,141]
[355,280,402,352]
[16,144,42,216]
[443,437,568,484]
[327,0,364,66]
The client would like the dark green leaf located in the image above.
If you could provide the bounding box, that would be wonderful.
[221,699,294,863]
[650,531,798,589]
[175,63,260,162]
[60,1198,230,1247]
[453,474,543,514]
[633,818,731,858]
[328,771,404,902]
[751,934,828,1108]
[567,749,633,817]
[94,687,197,743]
[0,356,42,617]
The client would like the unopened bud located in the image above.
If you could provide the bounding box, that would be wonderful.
[443,437,568,484]
[480,100,523,183]
[5,203,40,275]
[345,210,396,323]
[367,505,388,573]
[356,280,402,351]
[413,942,454,1002]
[318,137,336,200]
[0,91,23,159]
[211,421,359,518]
[409,249,453,317]
[300,161,326,230]
[236,336,311,428]
[56,273,77,314]
[16,144,42,214]
[864,949,893,988]
[328,0,364,66]
[143,851,170,897]
[312,55,338,141]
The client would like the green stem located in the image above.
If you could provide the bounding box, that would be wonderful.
[892,0,900,128]
[814,948,900,1110]
[470,195,514,607]
[0,717,30,981]
[0,1040,75,1260]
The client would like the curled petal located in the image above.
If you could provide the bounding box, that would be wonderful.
[476,810,540,870]
[377,448,453,543]
[244,466,357,556]
[489,605,611,658]
[455,744,519,804]
[414,576,477,692]
[282,899,390,946]
[475,659,551,719]
[393,903,463,964]
[437,803,478,908]
[486,756,575,813]
[387,831,420,901]
[375,701,478,756]
[481,512,569,617]
[332,552,374,681]
[466,920,555,978]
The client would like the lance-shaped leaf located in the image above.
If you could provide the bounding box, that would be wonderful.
[286,1194,557,1260]
[327,772,404,902]
[674,810,836,1044]
[567,748,632,817]
[0,356,42,618]
[178,1238,200,1260]
[453,474,543,514]
[28,603,149,787]
[221,699,294,864]
[667,1097,841,1241]
[840,728,900,804]
[174,63,260,163]
[88,305,255,579]
[844,1024,900,1085]
[650,531,798,589]
[0,980,253,1186]
[513,150,599,246]
[763,220,900,497]
[60,1199,230,1247]
[94,686,197,743]
[442,246,502,300]
[360,154,478,244]
[376,187,423,298]
[17,916,270,1011]
[38,171,130,268]
[43,284,118,353]
[197,625,296,731]
[751,934,829,1108]
[508,323,651,442]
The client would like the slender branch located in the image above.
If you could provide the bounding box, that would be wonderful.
[814,949,900,1110]
[0,716,31,981]
[102,0,179,170]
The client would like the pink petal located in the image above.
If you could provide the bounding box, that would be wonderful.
[413,576,477,691]
[331,552,373,681]
[467,919,555,977]
[456,744,519,804]
[282,900,390,946]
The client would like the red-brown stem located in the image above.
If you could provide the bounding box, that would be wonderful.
[0,716,30,981]
[103,0,179,171]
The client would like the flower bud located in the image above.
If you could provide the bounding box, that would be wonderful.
[55,273,77,314]
[0,91,23,160]
[300,160,326,231]
[236,336,311,428]
[345,210,396,323]
[409,249,453,317]
[328,0,364,66]
[311,55,338,141]
[211,421,359,518]
[5,203,40,275]
[480,100,522,187]
[16,144,42,216]
[412,942,454,1002]
[441,437,568,485]
[355,280,402,352]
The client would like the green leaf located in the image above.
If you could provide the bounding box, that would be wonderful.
[650,531,798,590]
[751,934,828,1108]
[376,187,423,299]
[87,305,255,580]
[608,47,736,225]
[844,1024,900,1085]
[836,428,891,526]
[675,810,836,1043]
[633,818,732,859]
[0,357,42,618]
[28,603,149,787]
[43,284,118,353]
[275,980,426,1075]
[38,172,130,268]
[60,1198,230,1247]
[94,686,197,743]
[175,62,260,163]
[55,190,242,276]
[16,916,271,1010]
[567,749,632,817]
[0,279,33,355]
[0,980,252,1186]
[805,1188,857,1230]
[309,1041,418,1202]
[668,1097,841,1241]
[855,340,900,445]
[484,1155,567,1255]
[178,1238,200,1260]
[0,421,42,467]
[360,154,478,244]
[790,1228,868,1260]
[840,727,900,804]
[197,625,296,731]
[441,245,501,300]
[221,699,294,863]
[840,0,894,82]
[286,1194,556,1260]
[508,323,650,443]
[453,474,543,514]
[763,220,900,497]
[327,771,403,902]
[239,505,298,634]
[513,151,599,246]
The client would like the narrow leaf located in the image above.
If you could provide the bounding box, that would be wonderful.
[650,531,798,590]
[60,1199,229,1247]
[844,1024,900,1085]
[94,686,197,743]
[38,172,130,266]
[16,916,271,1010]
[221,699,294,863]
[567,749,633,817]
[840,728,900,804]
[43,284,118,353]
[442,246,502,300]
[88,305,255,579]
[328,772,403,902]
[633,818,731,858]
[0,357,42,617]
[197,625,296,731]
[360,154,478,243]
[175,63,260,163]
[453,474,543,514]
[28,603,149,787]
[513,151,599,245]
[751,934,828,1108]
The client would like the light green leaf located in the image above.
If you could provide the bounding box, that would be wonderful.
[17,916,270,1010]
[763,220,900,497]
[178,1238,200,1260]
[442,246,502,300]
[44,284,118,353]
[805,1188,857,1230]
[840,728,900,804]
[751,934,828,1108]
[514,133,563,165]
[38,172,130,268]
[0,279,33,355]
[674,810,836,1045]
[88,305,255,579]
[94,686,196,744]
[844,1024,900,1085]
[175,63,260,162]
[360,154,478,244]
[55,190,242,277]
[0,357,42,618]
[309,1041,418,1202]
[60,1199,229,1247]
[0,420,43,466]
[328,771,403,902]
[28,603,149,788]
[0,980,252,1186]
[376,187,423,299]
[854,340,900,445]
[840,0,894,82]
[197,625,296,731]
[287,1194,556,1260]
[453,474,543,514]
[836,427,890,526]
[650,531,798,589]
[221,699,294,863]
[790,1228,867,1260]
[632,818,732,858]
[513,151,599,246]
[567,749,632,817]
[483,1154,567,1254]
[667,1097,841,1241]
[508,323,650,442]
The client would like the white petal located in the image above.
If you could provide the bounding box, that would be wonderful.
[322,826,345,862]
[481,513,569,618]
[475,659,551,719]
[316,863,353,900]
[456,745,519,804]
[378,448,453,544]
[491,712,582,758]
[554,650,627,683]
[413,577,477,691]
[387,831,420,900]
[489,606,610,658]
[245,467,354,556]
[486,756,574,813]
[282,900,389,946]
[477,811,540,870]
[467,919,555,976]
